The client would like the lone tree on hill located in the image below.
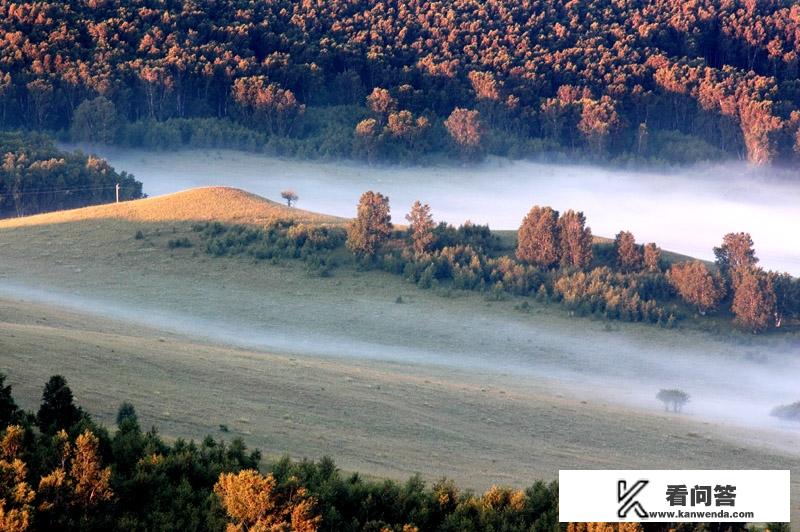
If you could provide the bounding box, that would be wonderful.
[281,189,298,207]
[557,210,593,269]
[406,200,435,255]
[643,243,662,272]
[714,232,758,284]
[614,230,642,273]
[516,206,560,268]
[668,261,724,314]
[657,389,690,413]
[347,191,392,258]
[732,267,776,333]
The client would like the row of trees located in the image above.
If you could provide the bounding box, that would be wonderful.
[344,191,800,333]
[1,372,569,531]
[3,0,800,163]
[2,372,769,531]
[0,132,142,217]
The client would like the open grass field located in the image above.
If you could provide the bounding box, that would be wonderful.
[0,188,798,521]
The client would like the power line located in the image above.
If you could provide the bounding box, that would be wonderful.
[0,184,125,198]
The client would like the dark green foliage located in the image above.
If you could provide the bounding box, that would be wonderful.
[195,221,346,275]
[0,373,18,426]
[0,132,143,218]
[135,230,145,240]
[36,375,83,434]
[168,237,193,249]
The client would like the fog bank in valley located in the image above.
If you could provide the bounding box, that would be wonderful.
[1,278,798,441]
[68,145,800,276]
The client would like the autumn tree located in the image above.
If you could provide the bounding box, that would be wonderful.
[714,232,758,284]
[517,206,560,268]
[643,243,662,272]
[366,88,397,117]
[346,191,392,258]
[232,76,304,135]
[614,231,642,273]
[557,210,593,269]
[36,429,113,529]
[444,108,482,155]
[0,425,34,532]
[668,261,724,314]
[732,267,776,333]
[213,469,320,532]
[281,189,298,207]
[405,201,435,256]
[578,96,619,155]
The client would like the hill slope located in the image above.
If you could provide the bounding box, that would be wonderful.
[0,187,345,229]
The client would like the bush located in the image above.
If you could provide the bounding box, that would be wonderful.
[167,237,192,249]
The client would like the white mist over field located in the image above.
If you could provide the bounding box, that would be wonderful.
[67,145,800,275]
[0,278,798,437]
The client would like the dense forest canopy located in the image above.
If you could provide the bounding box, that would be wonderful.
[1,0,800,163]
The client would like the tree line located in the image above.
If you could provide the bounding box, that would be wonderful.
[0,132,142,217]
[0,373,775,531]
[344,192,800,334]
[3,1,800,164]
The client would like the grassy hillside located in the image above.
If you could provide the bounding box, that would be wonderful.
[0,187,798,522]
[0,186,345,229]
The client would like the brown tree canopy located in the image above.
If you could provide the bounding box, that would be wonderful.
[614,231,643,273]
[714,232,759,282]
[669,260,724,314]
[557,210,593,269]
[732,267,776,333]
[406,201,435,256]
[517,206,560,268]
[444,108,482,152]
[643,243,662,272]
[347,191,393,257]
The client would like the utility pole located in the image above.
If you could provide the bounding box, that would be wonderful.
[115,183,120,203]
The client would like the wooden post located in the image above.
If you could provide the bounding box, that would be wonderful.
[115,183,120,203]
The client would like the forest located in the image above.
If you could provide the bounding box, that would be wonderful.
[1,0,800,164]
[0,372,778,532]
[0,132,142,217]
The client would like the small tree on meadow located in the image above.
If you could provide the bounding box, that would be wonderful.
[281,189,298,207]
[643,243,662,272]
[405,200,435,255]
[732,267,776,333]
[346,191,392,258]
[557,210,593,269]
[614,231,642,273]
[516,206,560,268]
[656,389,690,413]
[668,261,724,314]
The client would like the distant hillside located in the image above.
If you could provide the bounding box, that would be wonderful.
[3,1,800,164]
[0,187,345,229]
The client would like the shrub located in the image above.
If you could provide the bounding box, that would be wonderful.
[167,237,192,249]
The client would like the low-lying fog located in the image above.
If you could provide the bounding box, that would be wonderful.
[67,144,800,275]
[1,277,799,440]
